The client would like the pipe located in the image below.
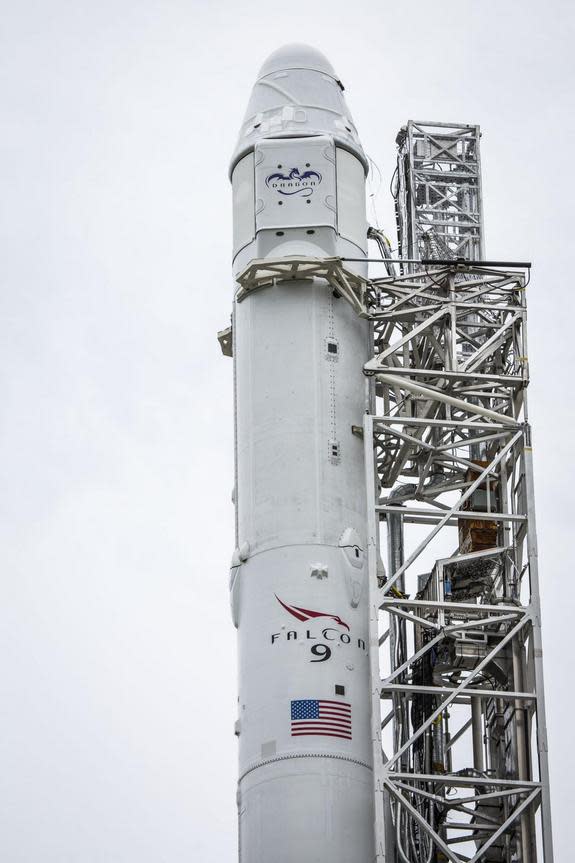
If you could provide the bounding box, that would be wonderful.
[471,697,484,773]
[513,639,535,863]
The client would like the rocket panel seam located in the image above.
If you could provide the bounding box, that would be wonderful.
[239,752,372,782]
[234,541,365,561]
[230,141,369,179]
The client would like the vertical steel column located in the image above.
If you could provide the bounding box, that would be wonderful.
[365,412,387,863]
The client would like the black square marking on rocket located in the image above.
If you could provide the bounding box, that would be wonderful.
[325,338,339,361]
[335,685,345,696]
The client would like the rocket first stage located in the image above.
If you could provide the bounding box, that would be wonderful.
[228,44,375,861]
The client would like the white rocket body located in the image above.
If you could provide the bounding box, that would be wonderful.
[229,45,374,862]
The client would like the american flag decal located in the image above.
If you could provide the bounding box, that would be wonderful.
[290,699,352,740]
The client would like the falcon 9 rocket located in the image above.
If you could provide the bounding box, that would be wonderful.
[228,44,375,862]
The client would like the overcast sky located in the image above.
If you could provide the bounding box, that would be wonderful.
[1,1,573,860]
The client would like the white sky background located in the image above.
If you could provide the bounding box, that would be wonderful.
[1,0,573,860]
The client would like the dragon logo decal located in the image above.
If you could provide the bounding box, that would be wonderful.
[265,167,322,196]
[275,595,350,631]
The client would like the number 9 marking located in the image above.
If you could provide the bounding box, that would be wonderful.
[310,644,332,662]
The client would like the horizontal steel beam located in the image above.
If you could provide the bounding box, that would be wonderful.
[380,683,536,702]
[380,597,527,616]
[373,416,517,431]
[386,773,541,789]
[371,367,524,385]
[377,505,526,523]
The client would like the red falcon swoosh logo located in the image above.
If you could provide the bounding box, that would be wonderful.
[275,595,350,631]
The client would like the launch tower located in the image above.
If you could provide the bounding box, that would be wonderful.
[366,121,554,862]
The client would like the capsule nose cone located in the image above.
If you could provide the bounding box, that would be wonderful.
[257,43,337,79]
[230,43,367,178]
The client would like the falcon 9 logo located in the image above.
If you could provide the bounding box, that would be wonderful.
[270,595,366,663]
[265,167,322,196]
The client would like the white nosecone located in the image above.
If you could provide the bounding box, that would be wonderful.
[257,43,337,77]
[230,44,375,863]
[230,42,367,179]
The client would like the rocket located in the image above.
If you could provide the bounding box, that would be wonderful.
[228,44,374,862]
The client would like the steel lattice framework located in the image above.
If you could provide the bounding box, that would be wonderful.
[363,263,553,862]
[395,122,483,265]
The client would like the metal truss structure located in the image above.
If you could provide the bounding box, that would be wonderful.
[395,122,483,266]
[235,255,370,316]
[363,262,553,862]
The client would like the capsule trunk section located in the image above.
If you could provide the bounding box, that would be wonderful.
[229,44,374,863]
